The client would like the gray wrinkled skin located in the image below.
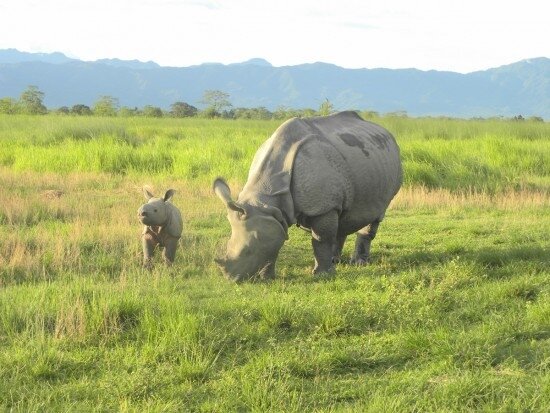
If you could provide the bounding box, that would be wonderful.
[214,111,402,280]
[137,188,183,269]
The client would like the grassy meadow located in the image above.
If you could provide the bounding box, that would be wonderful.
[0,114,549,411]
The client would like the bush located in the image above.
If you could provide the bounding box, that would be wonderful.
[142,106,163,118]
[71,104,93,116]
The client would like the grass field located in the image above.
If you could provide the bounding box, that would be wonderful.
[0,114,549,411]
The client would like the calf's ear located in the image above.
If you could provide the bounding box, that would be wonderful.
[143,187,155,200]
[164,189,176,202]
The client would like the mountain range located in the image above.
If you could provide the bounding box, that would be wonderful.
[1,49,549,118]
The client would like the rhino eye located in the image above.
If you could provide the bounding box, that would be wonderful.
[154,209,158,212]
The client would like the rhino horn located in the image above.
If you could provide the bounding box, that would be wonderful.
[214,257,226,266]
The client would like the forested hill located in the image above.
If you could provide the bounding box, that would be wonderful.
[1,49,549,118]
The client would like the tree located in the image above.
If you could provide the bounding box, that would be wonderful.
[387,110,408,118]
[119,107,140,117]
[200,106,220,119]
[233,107,272,120]
[56,106,70,115]
[170,101,198,117]
[361,110,379,119]
[71,104,92,116]
[273,105,296,120]
[0,97,18,114]
[93,95,119,116]
[318,98,334,116]
[142,105,163,118]
[298,108,316,118]
[200,90,231,117]
[19,85,47,114]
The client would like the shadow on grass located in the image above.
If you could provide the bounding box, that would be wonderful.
[490,329,550,369]
[391,244,548,272]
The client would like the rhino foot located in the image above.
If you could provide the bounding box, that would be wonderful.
[332,256,343,264]
[350,256,370,266]
[312,265,336,276]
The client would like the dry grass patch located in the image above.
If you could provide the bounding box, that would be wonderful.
[392,185,549,210]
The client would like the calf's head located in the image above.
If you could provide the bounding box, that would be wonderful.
[213,178,288,281]
[137,188,176,227]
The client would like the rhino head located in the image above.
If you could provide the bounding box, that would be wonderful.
[213,178,288,281]
[137,188,176,227]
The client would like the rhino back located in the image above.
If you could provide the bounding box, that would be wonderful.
[238,111,402,229]
[292,112,402,229]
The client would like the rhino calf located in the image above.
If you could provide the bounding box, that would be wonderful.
[137,188,183,269]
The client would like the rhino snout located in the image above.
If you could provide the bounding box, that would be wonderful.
[214,257,242,281]
[137,207,152,224]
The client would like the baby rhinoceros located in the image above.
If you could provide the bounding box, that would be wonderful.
[137,188,183,269]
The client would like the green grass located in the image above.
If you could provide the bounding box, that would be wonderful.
[0,115,549,411]
[1,114,549,191]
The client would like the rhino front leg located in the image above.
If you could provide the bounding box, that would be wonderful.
[142,233,158,269]
[310,210,339,275]
[258,261,276,280]
[162,236,179,266]
[350,220,380,265]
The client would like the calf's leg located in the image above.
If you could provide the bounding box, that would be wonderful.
[142,233,158,269]
[162,236,179,266]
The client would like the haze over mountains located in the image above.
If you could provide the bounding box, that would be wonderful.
[1,49,549,118]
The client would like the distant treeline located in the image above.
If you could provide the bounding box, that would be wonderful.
[0,85,545,122]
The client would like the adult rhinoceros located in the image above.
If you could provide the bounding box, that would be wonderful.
[213,111,402,280]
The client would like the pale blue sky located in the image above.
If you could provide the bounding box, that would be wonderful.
[1,0,548,73]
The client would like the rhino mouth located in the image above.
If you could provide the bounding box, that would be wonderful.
[138,215,152,225]
[215,257,274,282]
[214,257,246,281]
[138,214,162,227]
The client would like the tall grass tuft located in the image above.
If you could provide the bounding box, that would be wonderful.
[2,114,549,191]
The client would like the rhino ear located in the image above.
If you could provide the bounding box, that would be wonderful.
[213,178,247,217]
[213,178,232,204]
[164,189,176,202]
[227,201,247,218]
[143,187,154,200]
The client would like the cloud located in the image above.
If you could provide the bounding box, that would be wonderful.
[185,0,221,9]
[339,21,378,31]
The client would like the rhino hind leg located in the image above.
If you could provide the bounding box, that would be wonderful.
[332,235,347,264]
[350,220,380,265]
[310,210,339,275]
[162,237,179,266]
